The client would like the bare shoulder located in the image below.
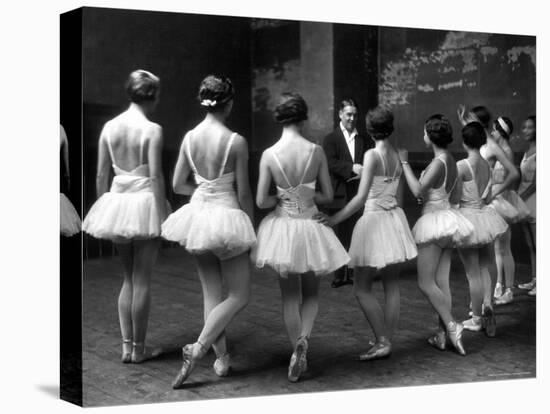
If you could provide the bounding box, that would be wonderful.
[363,148,378,163]
[231,133,249,153]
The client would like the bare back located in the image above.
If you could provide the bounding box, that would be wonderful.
[460,156,491,194]
[104,110,159,171]
[268,137,320,188]
[186,122,238,180]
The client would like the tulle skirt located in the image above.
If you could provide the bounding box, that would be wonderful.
[162,202,256,260]
[453,206,508,248]
[83,191,168,243]
[252,207,350,277]
[349,207,417,269]
[60,193,81,237]
[413,207,474,248]
[490,190,531,223]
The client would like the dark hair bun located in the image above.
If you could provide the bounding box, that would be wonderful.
[462,122,487,149]
[472,106,492,128]
[197,75,234,112]
[425,114,453,148]
[366,105,394,139]
[274,93,308,125]
[125,70,160,104]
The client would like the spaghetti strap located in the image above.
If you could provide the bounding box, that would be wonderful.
[272,152,293,188]
[299,145,316,184]
[435,155,448,187]
[374,149,388,176]
[390,153,401,181]
[465,159,475,180]
[104,127,116,165]
[219,133,236,178]
[185,132,198,174]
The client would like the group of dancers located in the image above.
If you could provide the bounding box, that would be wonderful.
[59,69,536,387]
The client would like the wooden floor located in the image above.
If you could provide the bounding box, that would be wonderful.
[82,247,536,407]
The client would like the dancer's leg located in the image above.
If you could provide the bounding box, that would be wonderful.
[353,267,388,341]
[381,265,400,340]
[131,239,160,346]
[417,244,453,326]
[195,252,227,357]
[299,273,320,339]
[279,274,302,347]
[458,248,483,317]
[115,242,134,359]
[196,252,250,349]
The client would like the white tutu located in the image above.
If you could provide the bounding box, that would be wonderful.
[349,207,417,269]
[252,207,350,277]
[60,193,81,237]
[500,190,531,223]
[413,208,474,248]
[453,206,508,247]
[82,172,170,243]
[162,202,256,260]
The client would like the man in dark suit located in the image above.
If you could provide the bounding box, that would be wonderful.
[322,99,368,288]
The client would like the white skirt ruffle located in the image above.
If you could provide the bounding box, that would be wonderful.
[413,208,474,248]
[453,206,508,248]
[83,192,168,243]
[349,207,417,269]
[60,193,81,237]
[252,207,349,277]
[162,202,256,260]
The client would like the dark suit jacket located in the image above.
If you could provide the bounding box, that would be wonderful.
[322,127,369,209]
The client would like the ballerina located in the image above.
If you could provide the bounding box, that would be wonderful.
[453,122,508,337]
[398,114,472,355]
[517,116,536,296]
[82,70,169,363]
[488,117,531,305]
[252,93,349,382]
[60,124,81,237]
[318,105,417,360]
[162,75,256,388]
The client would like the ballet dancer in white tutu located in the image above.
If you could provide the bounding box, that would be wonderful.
[487,117,531,305]
[318,105,417,361]
[60,124,81,237]
[83,70,169,363]
[517,116,536,296]
[251,93,350,382]
[453,122,508,337]
[162,75,256,388]
[457,106,519,309]
[398,114,472,355]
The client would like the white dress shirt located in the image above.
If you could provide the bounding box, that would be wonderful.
[340,122,358,162]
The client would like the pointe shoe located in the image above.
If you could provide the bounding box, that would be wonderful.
[493,282,503,299]
[131,342,163,364]
[427,330,447,351]
[288,336,308,382]
[518,279,536,290]
[446,321,466,356]
[121,339,132,364]
[172,342,204,389]
[462,315,482,332]
[213,353,231,377]
[494,289,513,305]
[482,306,497,338]
[359,337,392,361]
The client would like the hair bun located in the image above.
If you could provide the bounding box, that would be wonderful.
[274,93,308,125]
[197,75,234,111]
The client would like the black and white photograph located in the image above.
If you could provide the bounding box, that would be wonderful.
[3,1,548,413]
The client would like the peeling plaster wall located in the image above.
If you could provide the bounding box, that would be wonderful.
[251,20,333,152]
[378,28,536,154]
